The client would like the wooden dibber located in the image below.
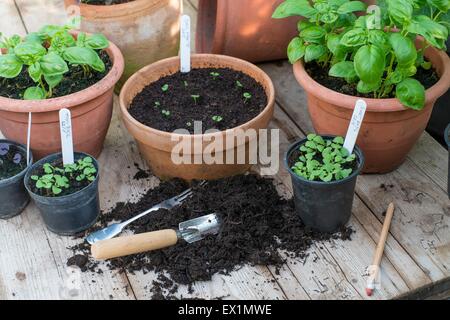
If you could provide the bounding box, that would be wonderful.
[91,229,179,260]
[366,202,395,296]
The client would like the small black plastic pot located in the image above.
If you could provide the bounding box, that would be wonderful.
[284,136,364,233]
[24,152,100,236]
[0,139,33,219]
[445,123,450,198]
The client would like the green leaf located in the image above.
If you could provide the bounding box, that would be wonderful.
[44,74,63,89]
[357,80,381,93]
[385,70,404,85]
[76,32,87,47]
[23,87,45,100]
[300,26,326,43]
[287,37,306,64]
[407,15,448,49]
[337,1,367,14]
[25,33,44,44]
[63,47,105,72]
[13,41,46,65]
[40,52,69,76]
[83,157,93,163]
[428,0,450,12]
[320,12,339,24]
[388,33,417,68]
[327,33,341,54]
[36,180,45,188]
[31,175,39,181]
[52,185,62,195]
[333,136,344,145]
[304,44,327,62]
[387,0,413,25]
[28,62,42,83]
[297,20,313,32]
[0,54,23,78]
[354,45,385,84]
[272,0,318,18]
[340,28,367,47]
[368,30,389,51]
[396,78,425,110]
[329,61,356,79]
[84,34,109,50]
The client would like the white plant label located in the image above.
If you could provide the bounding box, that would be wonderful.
[59,108,74,165]
[26,112,32,165]
[180,14,191,73]
[343,99,367,154]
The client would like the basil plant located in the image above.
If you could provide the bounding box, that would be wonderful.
[0,25,109,100]
[273,0,449,110]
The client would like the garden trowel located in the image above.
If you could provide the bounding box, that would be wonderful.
[91,213,220,260]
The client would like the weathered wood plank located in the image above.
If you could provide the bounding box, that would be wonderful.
[0,0,26,37]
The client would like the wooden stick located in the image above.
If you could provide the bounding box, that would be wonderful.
[366,202,395,296]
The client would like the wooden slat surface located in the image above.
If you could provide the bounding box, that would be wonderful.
[0,0,448,300]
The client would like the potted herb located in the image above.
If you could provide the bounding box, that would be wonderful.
[24,152,100,235]
[0,24,124,159]
[273,0,450,173]
[285,134,364,232]
[64,0,181,89]
[445,123,450,198]
[119,54,275,180]
[0,140,33,219]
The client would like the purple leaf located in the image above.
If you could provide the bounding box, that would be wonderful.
[13,153,22,164]
[0,143,9,156]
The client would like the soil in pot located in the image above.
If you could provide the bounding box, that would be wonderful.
[80,0,134,4]
[0,51,112,100]
[128,68,267,133]
[0,143,27,180]
[305,61,439,98]
[68,174,353,299]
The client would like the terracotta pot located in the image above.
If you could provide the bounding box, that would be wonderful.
[64,0,181,89]
[293,45,450,173]
[196,0,298,63]
[0,34,124,160]
[119,54,275,180]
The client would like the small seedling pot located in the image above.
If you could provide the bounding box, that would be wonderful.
[445,123,450,198]
[0,140,33,219]
[24,152,100,236]
[284,136,365,233]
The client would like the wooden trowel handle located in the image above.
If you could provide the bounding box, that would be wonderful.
[91,229,178,260]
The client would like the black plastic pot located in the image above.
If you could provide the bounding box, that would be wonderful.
[24,152,100,236]
[284,136,364,233]
[0,140,33,219]
[445,123,450,198]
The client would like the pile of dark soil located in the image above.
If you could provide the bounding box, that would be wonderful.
[0,51,112,100]
[128,68,267,133]
[0,144,26,180]
[81,0,134,4]
[68,174,353,299]
[305,61,439,98]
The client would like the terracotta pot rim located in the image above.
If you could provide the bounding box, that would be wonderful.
[0,32,124,113]
[119,53,275,140]
[64,0,165,18]
[293,46,450,113]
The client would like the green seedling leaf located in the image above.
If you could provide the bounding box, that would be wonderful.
[272,0,317,19]
[396,78,425,110]
[287,37,306,63]
[161,84,169,92]
[0,54,23,78]
[24,87,45,100]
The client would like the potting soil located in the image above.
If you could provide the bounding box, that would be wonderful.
[68,173,353,299]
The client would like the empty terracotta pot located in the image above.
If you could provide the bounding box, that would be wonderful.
[64,0,181,89]
[0,34,124,160]
[119,54,275,180]
[196,0,298,63]
[293,44,450,173]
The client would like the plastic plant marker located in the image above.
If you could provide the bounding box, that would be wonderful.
[26,112,31,165]
[343,99,367,154]
[180,15,191,73]
[59,108,74,165]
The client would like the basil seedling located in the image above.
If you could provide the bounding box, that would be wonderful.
[291,134,357,182]
[191,94,200,104]
[212,115,223,122]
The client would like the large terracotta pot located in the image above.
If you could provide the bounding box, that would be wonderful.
[119,54,275,180]
[196,0,298,63]
[293,45,450,173]
[64,0,181,89]
[0,35,124,160]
